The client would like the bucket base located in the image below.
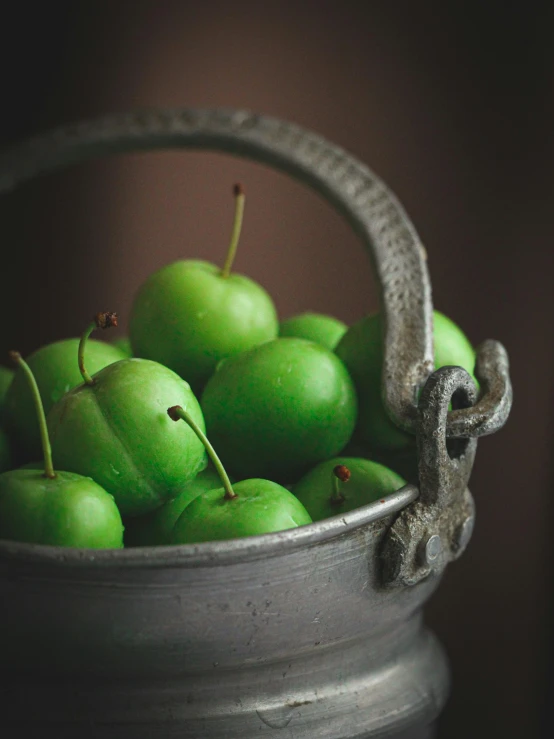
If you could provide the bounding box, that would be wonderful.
[0,626,448,738]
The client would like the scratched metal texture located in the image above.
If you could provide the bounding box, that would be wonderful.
[0,109,512,737]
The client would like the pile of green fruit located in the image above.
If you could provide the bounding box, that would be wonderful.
[0,185,477,549]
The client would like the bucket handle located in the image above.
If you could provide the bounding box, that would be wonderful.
[0,108,512,583]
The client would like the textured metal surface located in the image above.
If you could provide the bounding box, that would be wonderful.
[0,507,447,737]
[0,108,513,736]
[449,339,513,437]
[0,484,418,566]
[381,366,478,586]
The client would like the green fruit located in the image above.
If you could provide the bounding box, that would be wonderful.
[47,358,208,516]
[5,338,126,460]
[167,404,312,543]
[129,186,278,393]
[201,337,358,483]
[112,336,133,357]
[335,309,477,451]
[433,311,477,372]
[0,469,124,547]
[124,465,224,546]
[0,351,124,548]
[293,457,407,521]
[130,259,278,393]
[171,478,312,544]
[279,312,347,351]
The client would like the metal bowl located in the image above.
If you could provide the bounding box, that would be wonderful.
[0,109,512,738]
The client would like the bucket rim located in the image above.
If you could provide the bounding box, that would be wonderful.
[0,484,418,569]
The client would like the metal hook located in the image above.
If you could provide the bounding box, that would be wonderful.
[381,365,478,587]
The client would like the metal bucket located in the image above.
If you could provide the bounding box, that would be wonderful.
[0,109,512,738]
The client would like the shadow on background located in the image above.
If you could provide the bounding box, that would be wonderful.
[1,2,552,737]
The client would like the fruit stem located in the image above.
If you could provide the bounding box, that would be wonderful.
[9,351,56,479]
[330,464,350,506]
[220,183,245,279]
[167,405,238,500]
[78,312,118,385]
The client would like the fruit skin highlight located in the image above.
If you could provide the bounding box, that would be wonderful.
[123,465,225,546]
[0,469,124,548]
[279,312,347,351]
[201,337,358,484]
[293,457,407,522]
[129,185,278,394]
[166,405,312,545]
[4,338,127,461]
[112,336,133,357]
[171,478,312,544]
[47,356,208,517]
[335,309,477,451]
[130,260,278,393]
[0,351,123,548]
[46,314,208,518]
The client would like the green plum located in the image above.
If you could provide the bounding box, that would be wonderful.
[433,311,478,372]
[292,457,407,522]
[171,478,312,543]
[5,336,126,461]
[335,309,477,451]
[279,312,347,350]
[0,468,124,547]
[201,337,358,483]
[124,465,225,546]
[0,352,123,548]
[46,314,208,517]
[112,336,133,357]
[167,405,312,544]
[129,184,278,394]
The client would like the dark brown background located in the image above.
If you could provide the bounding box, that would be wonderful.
[1,2,551,737]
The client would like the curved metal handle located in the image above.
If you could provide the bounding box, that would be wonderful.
[0,107,434,433]
[449,339,512,438]
[0,108,511,437]
[0,107,513,584]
